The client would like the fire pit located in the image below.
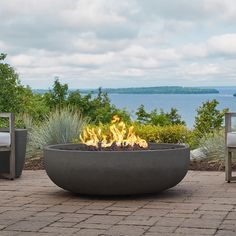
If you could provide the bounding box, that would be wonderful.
[44,116,189,195]
[44,143,189,195]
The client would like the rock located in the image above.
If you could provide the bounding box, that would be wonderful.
[190,148,206,160]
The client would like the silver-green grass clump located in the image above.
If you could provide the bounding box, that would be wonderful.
[199,129,225,160]
[30,108,88,149]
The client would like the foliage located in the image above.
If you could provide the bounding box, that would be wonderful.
[44,78,68,109]
[135,105,151,124]
[27,94,50,121]
[136,104,185,126]
[134,124,191,144]
[0,53,32,113]
[68,87,130,124]
[199,129,225,160]
[44,80,131,124]
[0,53,50,124]
[194,99,228,138]
[29,108,88,149]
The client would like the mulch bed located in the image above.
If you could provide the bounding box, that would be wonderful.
[24,152,44,170]
[189,159,236,171]
[24,157,45,170]
[24,155,236,171]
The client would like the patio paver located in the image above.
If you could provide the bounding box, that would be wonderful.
[0,170,236,235]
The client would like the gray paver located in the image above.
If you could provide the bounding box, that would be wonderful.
[104,225,148,236]
[76,228,106,235]
[5,220,50,232]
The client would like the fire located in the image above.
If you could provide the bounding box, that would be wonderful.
[80,115,148,149]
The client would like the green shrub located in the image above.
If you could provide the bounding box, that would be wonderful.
[194,99,228,138]
[134,124,191,144]
[29,107,88,149]
[135,104,185,126]
[199,129,225,160]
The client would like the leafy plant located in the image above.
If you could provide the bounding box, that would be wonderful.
[29,108,88,149]
[199,129,225,160]
[194,99,228,138]
[134,124,191,144]
[44,77,68,109]
[136,104,185,126]
[0,53,33,113]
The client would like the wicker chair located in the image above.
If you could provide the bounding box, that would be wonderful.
[0,113,15,179]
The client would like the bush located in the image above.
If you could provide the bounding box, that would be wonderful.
[29,108,88,149]
[44,78,68,109]
[134,124,191,144]
[194,99,228,138]
[199,129,225,160]
[136,104,185,126]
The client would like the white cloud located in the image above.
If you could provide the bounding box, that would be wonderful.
[207,34,236,56]
[178,63,220,77]
[180,44,208,58]
[137,0,236,21]
[61,0,127,28]
[0,0,236,88]
[0,40,9,51]
[9,54,34,67]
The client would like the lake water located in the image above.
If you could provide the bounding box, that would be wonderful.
[109,87,236,128]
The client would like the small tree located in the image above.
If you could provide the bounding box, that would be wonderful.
[44,78,68,109]
[149,109,170,126]
[0,53,27,113]
[194,99,228,138]
[136,104,150,124]
[136,105,185,126]
[166,108,185,125]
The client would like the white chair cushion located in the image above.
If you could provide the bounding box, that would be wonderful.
[227,132,236,147]
[0,132,10,146]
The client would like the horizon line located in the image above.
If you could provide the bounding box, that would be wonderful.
[31,85,236,90]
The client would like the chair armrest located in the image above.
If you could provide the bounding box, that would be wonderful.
[225,112,236,133]
[0,113,12,118]
[0,113,15,148]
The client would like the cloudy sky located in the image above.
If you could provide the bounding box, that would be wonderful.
[1,0,236,88]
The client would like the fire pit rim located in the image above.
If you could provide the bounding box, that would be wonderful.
[44,143,189,153]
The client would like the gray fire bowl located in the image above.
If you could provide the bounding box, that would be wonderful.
[44,143,190,195]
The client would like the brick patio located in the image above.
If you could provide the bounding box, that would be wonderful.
[0,171,236,236]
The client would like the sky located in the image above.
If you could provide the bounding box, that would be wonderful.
[1,0,236,89]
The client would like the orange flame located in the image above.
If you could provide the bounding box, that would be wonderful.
[80,115,148,148]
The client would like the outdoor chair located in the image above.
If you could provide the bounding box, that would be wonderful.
[225,112,236,182]
[0,113,16,180]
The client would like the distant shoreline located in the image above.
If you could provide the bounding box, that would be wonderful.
[33,86,219,95]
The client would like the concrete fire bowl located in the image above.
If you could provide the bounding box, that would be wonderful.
[44,143,190,195]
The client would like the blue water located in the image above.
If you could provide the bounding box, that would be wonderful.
[109,87,236,127]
